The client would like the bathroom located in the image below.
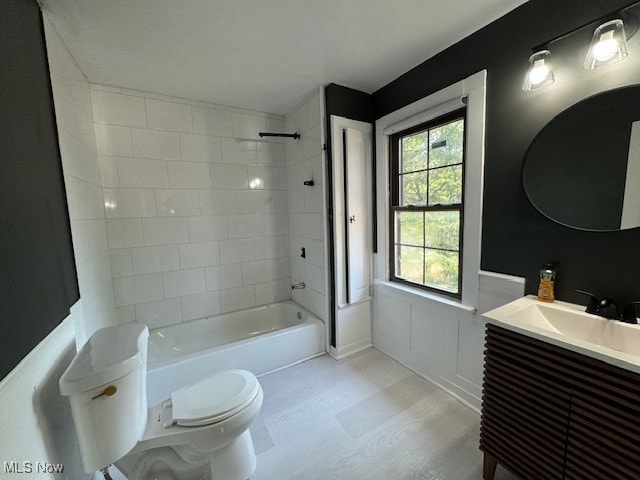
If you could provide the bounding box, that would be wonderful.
[2,0,639,478]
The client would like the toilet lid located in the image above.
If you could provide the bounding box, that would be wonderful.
[171,370,260,427]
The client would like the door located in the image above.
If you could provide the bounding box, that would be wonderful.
[344,127,369,304]
[329,115,373,355]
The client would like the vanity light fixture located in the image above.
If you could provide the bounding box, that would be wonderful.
[521,2,639,92]
[584,19,628,69]
[522,50,554,91]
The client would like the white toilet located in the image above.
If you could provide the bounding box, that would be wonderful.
[59,324,263,480]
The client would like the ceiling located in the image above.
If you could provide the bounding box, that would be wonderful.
[40,0,527,115]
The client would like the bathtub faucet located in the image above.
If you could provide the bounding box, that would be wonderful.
[291,282,305,290]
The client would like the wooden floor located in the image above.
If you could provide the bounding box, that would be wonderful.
[249,347,518,480]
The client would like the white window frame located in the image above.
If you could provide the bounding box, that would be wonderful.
[375,70,487,309]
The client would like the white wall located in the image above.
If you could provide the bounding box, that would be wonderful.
[373,272,524,410]
[44,18,117,346]
[285,90,328,321]
[0,303,87,480]
[90,85,292,328]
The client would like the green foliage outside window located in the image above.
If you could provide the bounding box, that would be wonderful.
[400,119,463,206]
[392,115,464,295]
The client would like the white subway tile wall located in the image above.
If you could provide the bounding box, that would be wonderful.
[93,87,296,327]
[180,291,222,321]
[135,298,183,329]
[45,20,117,343]
[106,218,144,248]
[285,92,327,320]
[116,157,169,188]
[132,245,180,275]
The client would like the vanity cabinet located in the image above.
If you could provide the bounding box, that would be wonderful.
[480,324,640,480]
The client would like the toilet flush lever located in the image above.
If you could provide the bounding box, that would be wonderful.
[92,385,117,400]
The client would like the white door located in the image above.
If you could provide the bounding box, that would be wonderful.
[345,127,369,304]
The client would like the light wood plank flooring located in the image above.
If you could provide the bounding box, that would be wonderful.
[249,347,518,480]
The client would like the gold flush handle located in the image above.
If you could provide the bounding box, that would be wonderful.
[91,385,117,400]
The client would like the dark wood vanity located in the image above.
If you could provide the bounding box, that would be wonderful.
[480,324,640,480]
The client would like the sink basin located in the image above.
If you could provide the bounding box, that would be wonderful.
[483,295,640,372]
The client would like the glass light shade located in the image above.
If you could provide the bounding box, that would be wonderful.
[584,19,628,69]
[523,50,554,91]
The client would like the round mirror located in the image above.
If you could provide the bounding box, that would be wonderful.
[523,85,640,231]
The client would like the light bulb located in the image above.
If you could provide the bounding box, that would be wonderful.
[593,33,618,61]
[584,19,628,69]
[523,50,554,91]
[529,62,550,85]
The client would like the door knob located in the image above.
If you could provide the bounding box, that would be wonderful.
[349,215,356,223]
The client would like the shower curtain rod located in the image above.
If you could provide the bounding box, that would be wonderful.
[258,132,300,139]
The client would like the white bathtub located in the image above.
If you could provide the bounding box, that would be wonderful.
[146,301,325,405]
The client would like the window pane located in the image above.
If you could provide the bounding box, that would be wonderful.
[424,210,460,250]
[391,112,465,297]
[401,131,428,173]
[429,119,464,168]
[424,249,459,293]
[400,171,428,206]
[396,245,423,284]
[428,165,462,205]
[396,211,424,247]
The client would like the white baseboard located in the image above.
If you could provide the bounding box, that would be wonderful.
[328,338,373,360]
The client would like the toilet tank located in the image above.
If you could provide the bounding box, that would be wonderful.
[59,324,149,472]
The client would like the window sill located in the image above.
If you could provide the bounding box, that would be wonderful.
[373,280,477,313]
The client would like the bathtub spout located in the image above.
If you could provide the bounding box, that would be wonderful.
[291,282,305,290]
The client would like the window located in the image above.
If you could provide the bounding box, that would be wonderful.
[389,109,465,297]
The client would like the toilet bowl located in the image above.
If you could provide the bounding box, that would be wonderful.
[59,324,262,480]
[118,370,263,480]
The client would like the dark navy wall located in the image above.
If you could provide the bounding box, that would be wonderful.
[373,0,640,306]
[1,0,79,379]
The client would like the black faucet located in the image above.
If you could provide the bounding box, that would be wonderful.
[574,290,640,324]
[597,298,622,320]
[574,290,622,320]
[574,290,599,314]
[622,302,640,324]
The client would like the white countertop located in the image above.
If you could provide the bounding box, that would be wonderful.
[482,295,640,375]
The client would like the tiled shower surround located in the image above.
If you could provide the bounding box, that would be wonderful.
[93,85,326,328]
[285,94,327,320]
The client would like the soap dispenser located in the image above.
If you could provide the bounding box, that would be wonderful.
[537,263,556,302]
